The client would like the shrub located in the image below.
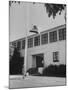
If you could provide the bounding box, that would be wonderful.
[9,48,24,75]
[42,64,66,77]
[58,64,66,77]
[27,68,38,75]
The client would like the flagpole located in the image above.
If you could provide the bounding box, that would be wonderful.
[23,3,39,78]
[24,32,27,77]
[23,3,29,78]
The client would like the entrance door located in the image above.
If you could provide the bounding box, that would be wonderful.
[36,55,44,68]
[32,54,44,68]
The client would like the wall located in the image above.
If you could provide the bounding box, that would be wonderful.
[20,40,66,70]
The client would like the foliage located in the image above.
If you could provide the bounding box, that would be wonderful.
[44,3,66,19]
[42,64,66,77]
[27,68,38,75]
[9,48,24,75]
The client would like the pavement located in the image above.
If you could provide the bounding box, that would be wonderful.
[9,75,66,89]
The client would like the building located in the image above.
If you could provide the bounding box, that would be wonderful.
[9,43,15,60]
[10,24,66,72]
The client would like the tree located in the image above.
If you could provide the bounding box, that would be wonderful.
[44,3,66,22]
[10,48,24,75]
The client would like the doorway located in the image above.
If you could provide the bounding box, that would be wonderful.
[32,54,44,68]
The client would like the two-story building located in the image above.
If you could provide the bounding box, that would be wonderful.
[10,24,66,72]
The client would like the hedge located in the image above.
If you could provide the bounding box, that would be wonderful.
[42,64,66,77]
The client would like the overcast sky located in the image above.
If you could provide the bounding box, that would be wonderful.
[10,2,65,42]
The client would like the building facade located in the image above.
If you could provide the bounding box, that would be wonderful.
[10,24,66,71]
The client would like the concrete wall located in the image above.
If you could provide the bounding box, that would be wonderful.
[20,40,66,70]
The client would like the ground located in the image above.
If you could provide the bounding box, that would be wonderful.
[9,75,66,89]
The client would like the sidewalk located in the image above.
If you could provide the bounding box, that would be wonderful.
[9,75,66,89]
[10,75,23,80]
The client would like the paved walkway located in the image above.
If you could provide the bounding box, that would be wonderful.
[9,75,66,89]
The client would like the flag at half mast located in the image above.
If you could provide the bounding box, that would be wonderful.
[30,25,38,34]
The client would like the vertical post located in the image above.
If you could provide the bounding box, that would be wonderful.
[23,3,29,77]
[24,34,27,76]
[23,3,38,77]
[64,5,66,24]
[9,1,11,44]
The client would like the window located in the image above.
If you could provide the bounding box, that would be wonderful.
[49,31,57,43]
[17,41,21,50]
[59,28,66,40]
[12,42,16,47]
[34,36,40,46]
[22,40,25,49]
[41,33,48,44]
[28,38,33,48]
[53,52,59,62]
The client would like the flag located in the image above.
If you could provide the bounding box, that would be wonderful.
[30,25,38,34]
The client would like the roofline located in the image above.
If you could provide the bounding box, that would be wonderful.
[11,1,66,5]
[10,24,66,43]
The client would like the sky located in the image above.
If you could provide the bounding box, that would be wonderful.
[10,2,65,42]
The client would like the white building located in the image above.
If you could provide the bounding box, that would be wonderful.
[10,24,66,71]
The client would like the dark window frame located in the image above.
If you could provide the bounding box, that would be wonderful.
[12,42,17,47]
[49,31,57,43]
[17,41,21,50]
[28,38,33,48]
[53,51,59,62]
[59,28,66,41]
[22,39,25,49]
[41,33,48,45]
[34,35,40,46]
